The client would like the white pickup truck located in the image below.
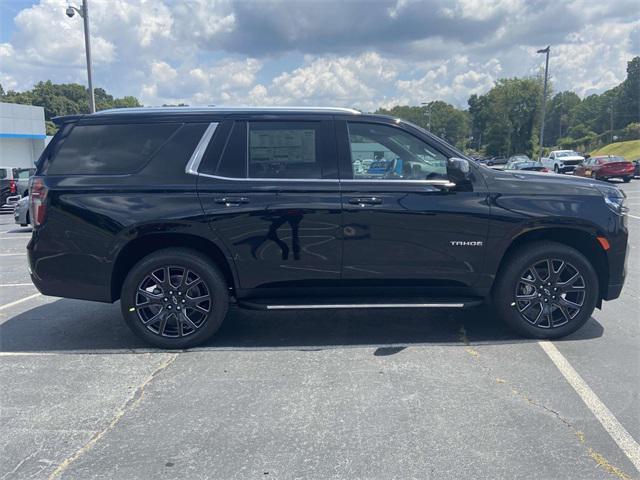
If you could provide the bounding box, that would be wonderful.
[541,150,585,174]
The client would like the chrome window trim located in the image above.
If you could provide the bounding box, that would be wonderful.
[194,172,453,187]
[186,121,454,187]
[185,122,218,175]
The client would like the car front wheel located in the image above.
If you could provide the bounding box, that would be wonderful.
[121,248,229,349]
[493,241,598,339]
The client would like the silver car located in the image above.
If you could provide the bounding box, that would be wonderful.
[13,195,30,227]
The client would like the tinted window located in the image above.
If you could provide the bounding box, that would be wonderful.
[347,122,448,180]
[48,123,181,175]
[216,121,247,178]
[248,122,322,179]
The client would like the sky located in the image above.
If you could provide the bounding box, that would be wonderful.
[0,0,638,111]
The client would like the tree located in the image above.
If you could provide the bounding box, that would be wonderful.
[375,102,470,149]
[468,77,543,156]
[0,81,142,128]
[544,91,581,146]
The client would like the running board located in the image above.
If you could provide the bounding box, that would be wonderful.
[238,298,483,311]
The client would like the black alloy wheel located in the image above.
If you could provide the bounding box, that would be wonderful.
[514,259,585,329]
[135,266,212,338]
[121,248,228,348]
[493,241,598,339]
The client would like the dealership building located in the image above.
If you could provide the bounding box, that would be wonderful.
[0,102,47,168]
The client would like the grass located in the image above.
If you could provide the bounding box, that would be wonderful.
[590,139,640,160]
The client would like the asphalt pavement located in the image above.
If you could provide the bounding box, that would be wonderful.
[1,180,639,480]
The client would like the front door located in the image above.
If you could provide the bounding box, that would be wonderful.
[337,119,490,292]
[197,117,342,292]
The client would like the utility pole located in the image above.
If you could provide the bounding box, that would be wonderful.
[66,0,96,113]
[537,46,550,160]
[420,102,432,131]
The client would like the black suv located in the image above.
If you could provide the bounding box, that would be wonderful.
[28,107,628,348]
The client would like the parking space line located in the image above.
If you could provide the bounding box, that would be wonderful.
[0,283,34,287]
[539,340,640,472]
[0,236,31,240]
[627,214,640,220]
[0,253,26,256]
[0,293,41,311]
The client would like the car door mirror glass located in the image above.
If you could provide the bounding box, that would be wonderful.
[448,157,469,174]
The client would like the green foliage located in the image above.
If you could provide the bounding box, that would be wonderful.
[468,77,543,156]
[591,139,640,160]
[468,56,639,156]
[0,81,142,123]
[376,101,470,149]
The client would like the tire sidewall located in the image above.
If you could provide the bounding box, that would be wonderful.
[120,249,228,349]
[493,242,599,339]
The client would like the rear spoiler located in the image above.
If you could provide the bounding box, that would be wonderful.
[52,114,85,126]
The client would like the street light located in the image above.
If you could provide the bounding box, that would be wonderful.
[537,46,550,160]
[66,0,96,113]
[420,102,432,131]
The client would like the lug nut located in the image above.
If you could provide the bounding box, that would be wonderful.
[182,299,186,303]
[169,291,173,294]
[163,298,168,302]
[167,305,172,310]
[177,306,181,311]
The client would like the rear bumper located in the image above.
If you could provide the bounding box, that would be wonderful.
[28,244,114,303]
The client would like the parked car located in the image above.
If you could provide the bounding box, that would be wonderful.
[486,156,507,166]
[508,155,531,163]
[13,195,30,226]
[505,159,549,172]
[574,155,634,182]
[0,167,35,205]
[28,107,628,348]
[541,150,585,174]
[632,159,640,178]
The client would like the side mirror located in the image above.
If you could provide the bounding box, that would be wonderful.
[448,157,470,175]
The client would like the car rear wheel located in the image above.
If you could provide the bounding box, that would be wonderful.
[493,241,598,339]
[121,248,229,349]
[623,176,632,183]
[590,171,598,180]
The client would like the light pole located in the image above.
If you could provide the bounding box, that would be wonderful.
[66,1,96,113]
[537,46,550,160]
[420,102,432,131]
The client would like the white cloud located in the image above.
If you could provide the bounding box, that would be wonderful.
[0,0,637,110]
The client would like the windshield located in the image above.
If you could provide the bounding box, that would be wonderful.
[556,151,579,158]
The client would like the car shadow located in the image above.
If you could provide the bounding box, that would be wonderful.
[0,298,604,353]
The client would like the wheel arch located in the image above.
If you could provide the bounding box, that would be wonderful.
[110,233,237,301]
[494,227,609,303]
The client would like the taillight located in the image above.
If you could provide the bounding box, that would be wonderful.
[9,179,16,194]
[29,177,48,227]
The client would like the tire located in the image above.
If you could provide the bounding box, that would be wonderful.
[120,248,229,349]
[492,241,598,339]
[590,171,598,180]
[623,176,631,183]
[554,164,560,174]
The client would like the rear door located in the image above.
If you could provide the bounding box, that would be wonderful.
[336,118,490,291]
[197,115,342,292]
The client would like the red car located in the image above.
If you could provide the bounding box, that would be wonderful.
[574,155,634,182]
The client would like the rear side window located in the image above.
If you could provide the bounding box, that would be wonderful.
[48,123,180,175]
[248,122,322,179]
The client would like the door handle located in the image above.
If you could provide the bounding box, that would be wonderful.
[348,197,383,206]
[214,197,250,206]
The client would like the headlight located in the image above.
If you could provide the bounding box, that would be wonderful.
[597,186,627,214]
